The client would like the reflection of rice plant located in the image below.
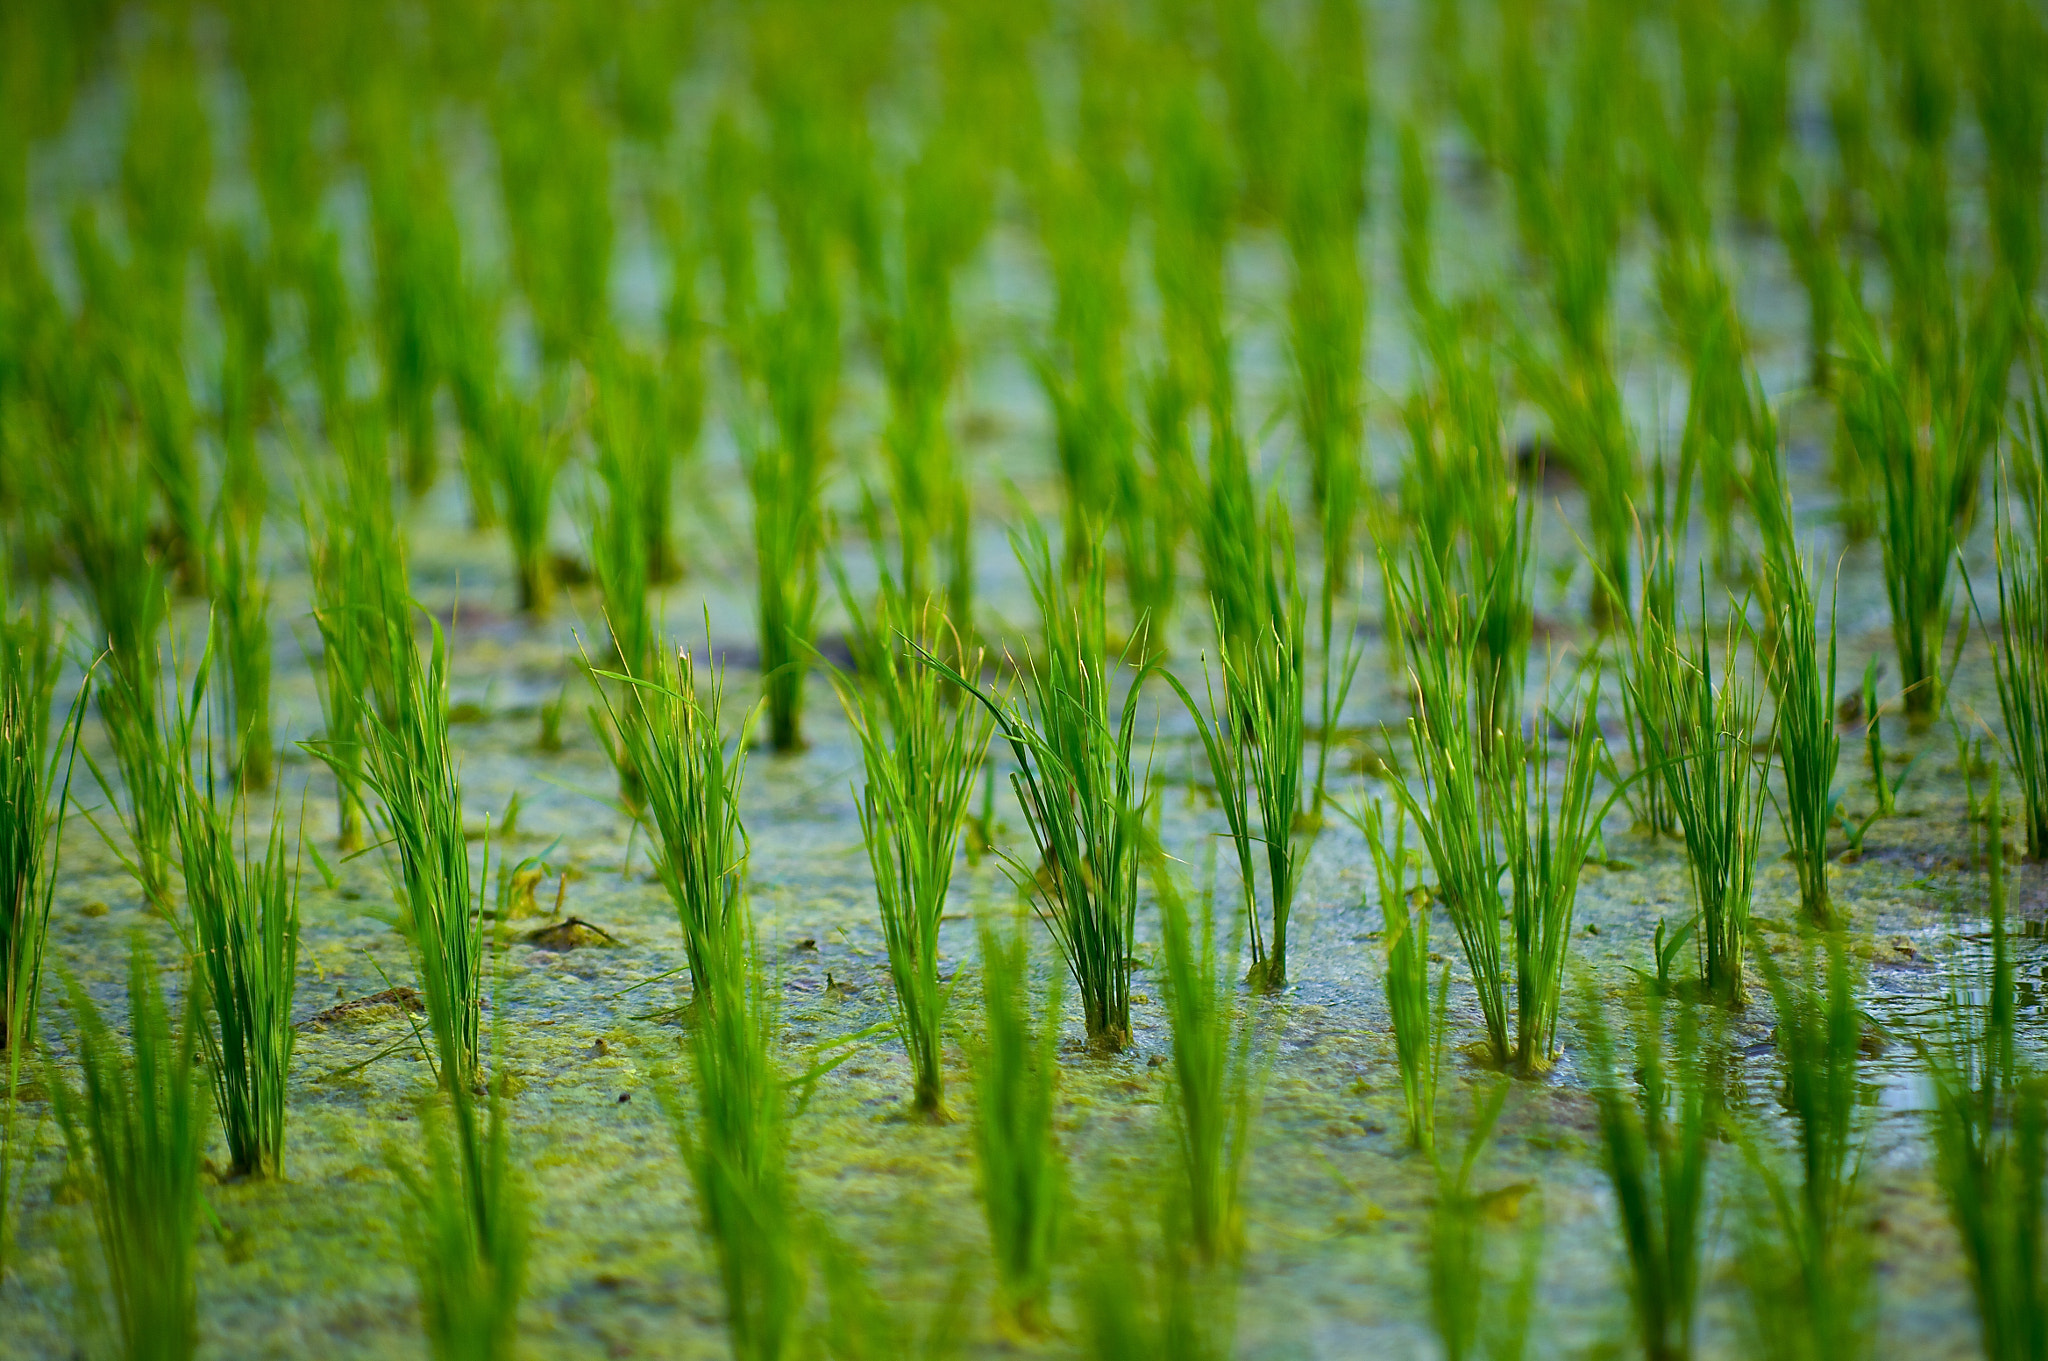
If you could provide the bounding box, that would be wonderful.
[971,907,1062,1333]
[832,590,991,1118]
[51,939,206,1361]
[926,527,1144,1051]
[1920,773,2048,1361]
[1583,984,1712,1361]
[1736,931,1873,1361]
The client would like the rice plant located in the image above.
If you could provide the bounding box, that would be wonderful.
[1582,984,1713,1361]
[971,906,1063,1333]
[1382,543,1509,1067]
[334,614,484,1094]
[476,382,567,618]
[589,640,754,1009]
[1750,423,1841,927]
[303,436,408,851]
[1625,596,1768,1005]
[1348,794,1446,1152]
[1839,287,2017,717]
[1148,852,1257,1268]
[1429,1082,1541,1361]
[1980,380,2047,858]
[924,526,1144,1051]
[1163,514,1310,991]
[49,938,207,1361]
[830,588,992,1118]
[1919,770,2048,1361]
[740,296,836,753]
[213,513,273,791]
[1489,669,1607,1075]
[1735,929,1873,1361]
[588,361,660,681]
[3,590,88,1270]
[171,711,300,1178]
[1077,1205,1235,1361]
[387,1078,528,1361]
[56,428,175,910]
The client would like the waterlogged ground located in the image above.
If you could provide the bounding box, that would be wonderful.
[5,38,2041,1361]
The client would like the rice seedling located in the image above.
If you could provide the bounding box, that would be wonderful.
[1163,510,1311,990]
[1774,172,1841,394]
[491,80,613,367]
[213,514,273,791]
[206,220,274,524]
[589,640,754,1008]
[336,614,485,1094]
[924,526,1145,1051]
[1978,380,2047,858]
[814,1226,969,1361]
[1735,929,1873,1361]
[1489,668,1608,1075]
[476,380,567,619]
[1838,283,2018,717]
[1347,794,1446,1152]
[171,695,300,1178]
[387,1078,528,1361]
[1381,543,1509,1067]
[739,295,836,753]
[2,587,88,1269]
[588,353,661,682]
[1917,769,2048,1361]
[970,906,1063,1334]
[1429,1082,1541,1361]
[1750,420,1842,927]
[1582,983,1713,1361]
[1148,852,1258,1269]
[829,587,991,1118]
[49,937,206,1361]
[659,885,802,1361]
[1966,0,2046,305]
[303,431,408,850]
[1613,463,1686,840]
[55,422,176,910]
[1625,592,1769,1005]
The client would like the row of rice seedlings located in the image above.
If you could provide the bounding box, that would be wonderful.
[929,527,1144,1052]
[1350,796,1446,1153]
[212,513,273,791]
[1919,770,2047,1361]
[170,660,300,1179]
[662,897,804,1361]
[327,614,485,1094]
[590,641,754,1009]
[1582,984,1712,1361]
[1737,930,1873,1360]
[971,906,1063,1335]
[50,939,206,1361]
[1980,379,2047,858]
[831,580,991,1118]
[1749,416,1842,928]
[1624,589,1768,1005]
[1838,285,2017,717]
[1149,853,1258,1270]
[1429,1083,1541,1361]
